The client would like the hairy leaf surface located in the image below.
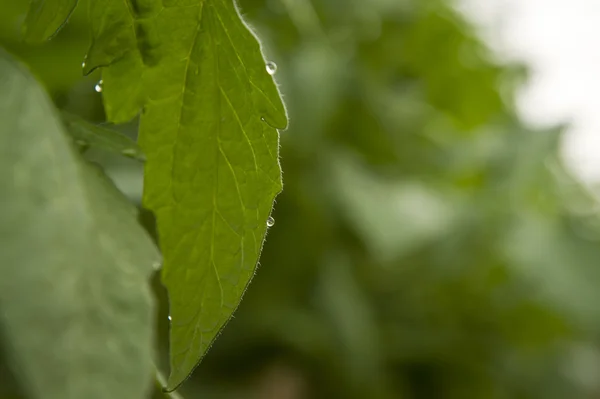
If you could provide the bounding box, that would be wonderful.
[0,49,159,399]
[23,0,78,42]
[138,0,285,390]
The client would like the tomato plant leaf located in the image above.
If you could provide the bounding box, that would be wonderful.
[23,0,78,42]
[62,111,146,161]
[0,49,159,399]
[85,0,161,123]
[132,0,287,390]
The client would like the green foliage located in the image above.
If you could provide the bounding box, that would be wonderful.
[86,0,287,389]
[85,0,151,123]
[23,0,78,42]
[0,49,158,399]
[0,0,287,395]
[181,1,600,399]
[61,111,146,161]
[2,0,600,398]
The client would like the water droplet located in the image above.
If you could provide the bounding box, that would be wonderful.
[81,60,86,69]
[259,116,283,130]
[167,315,172,321]
[267,216,275,227]
[265,61,277,75]
[94,80,103,93]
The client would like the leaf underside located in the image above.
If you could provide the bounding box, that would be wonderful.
[0,49,159,399]
[85,0,288,390]
[61,111,146,161]
[23,0,79,42]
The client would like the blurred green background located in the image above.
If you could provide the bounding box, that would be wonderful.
[3,0,600,398]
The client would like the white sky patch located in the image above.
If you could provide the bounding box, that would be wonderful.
[457,0,600,183]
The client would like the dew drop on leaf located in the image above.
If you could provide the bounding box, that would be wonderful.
[168,315,172,321]
[265,61,277,75]
[259,116,281,130]
[94,80,103,93]
[267,216,275,227]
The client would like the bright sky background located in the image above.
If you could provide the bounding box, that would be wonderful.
[458,0,600,183]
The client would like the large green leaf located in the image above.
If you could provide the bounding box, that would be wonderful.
[87,0,287,388]
[0,49,159,399]
[85,0,288,390]
[141,2,287,389]
[23,0,79,42]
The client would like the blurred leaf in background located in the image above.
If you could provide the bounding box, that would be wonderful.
[3,0,600,398]
[0,48,159,399]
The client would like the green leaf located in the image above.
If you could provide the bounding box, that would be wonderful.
[329,151,458,262]
[93,0,287,390]
[0,49,159,399]
[89,0,287,388]
[85,0,161,123]
[61,111,146,161]
[23,0,79,42]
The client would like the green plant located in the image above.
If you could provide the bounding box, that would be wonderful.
[5,1,600,398]
[0,1,286,398]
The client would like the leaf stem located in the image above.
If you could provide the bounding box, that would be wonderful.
[155,370,184,399]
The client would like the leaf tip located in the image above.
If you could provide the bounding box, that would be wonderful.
[22,0,79,44]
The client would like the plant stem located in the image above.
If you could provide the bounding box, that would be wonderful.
[155,370,184,399]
